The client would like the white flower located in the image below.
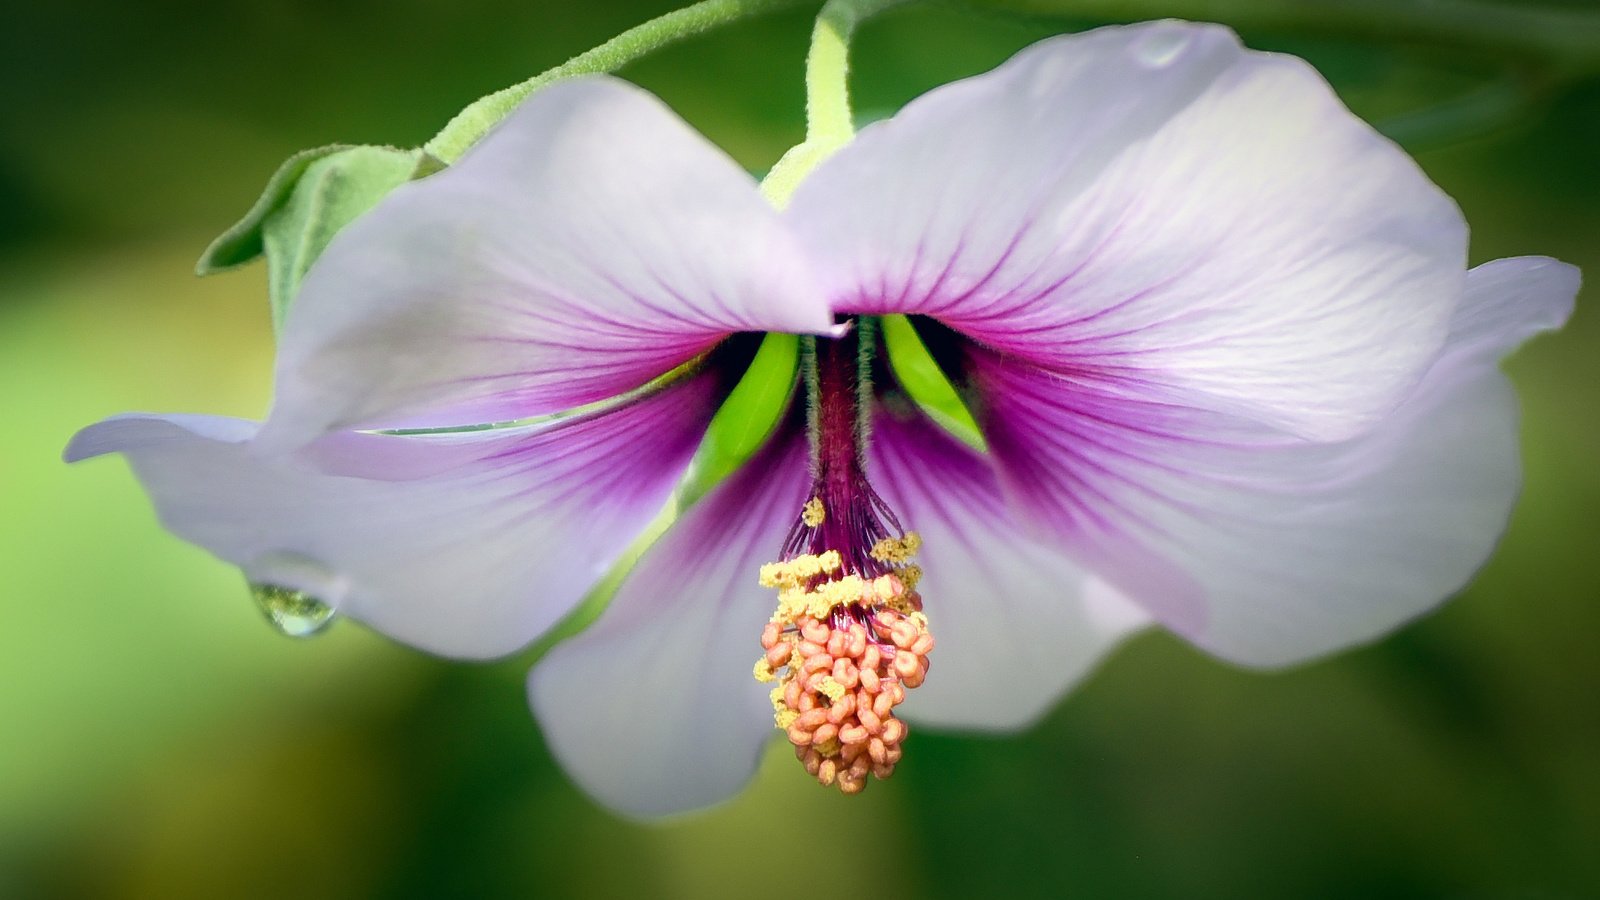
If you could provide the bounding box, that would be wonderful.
[69,22,1577,817]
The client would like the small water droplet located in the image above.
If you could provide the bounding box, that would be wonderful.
[250,582,337,638]
[244,550,345,638]
[1133,28,1191,68]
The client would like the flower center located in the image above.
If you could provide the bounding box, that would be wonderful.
[752,321,934,794]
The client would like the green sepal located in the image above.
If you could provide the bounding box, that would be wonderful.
[256,145,422,329]
[881,314,987,452]
[678,333,801,507]
[195,144,352,276]
[195,144,423,329]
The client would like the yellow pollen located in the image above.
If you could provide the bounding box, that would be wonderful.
[753,659,776,682]
[759,551,846,593]
[898,563,923,592]
[806,576,870,618]
[816,675,846,702]
[802,497,826,527]
[758,562,789,589]
[885,596,916,616]
[870,532,922,565]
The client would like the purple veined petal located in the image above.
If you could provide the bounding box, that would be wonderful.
[528,426,809,818]
[973,257,1578,666]
[869,405,1149,730]
[259,76,835,450]
[788,20,1466,442]
[64,373,724,659]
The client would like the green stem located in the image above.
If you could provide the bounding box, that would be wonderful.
[965,0,1600,77]
[424,0,814,165]
[805,0,907,146]
[761,0,913,205]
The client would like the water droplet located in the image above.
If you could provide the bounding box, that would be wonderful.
[250,582,337,637]
[244,550,346,637]
[1133,28,1191,68]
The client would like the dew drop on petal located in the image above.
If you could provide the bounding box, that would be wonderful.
[243,550,345,638]
[249,582,337,638]
[1132,28,1191,68]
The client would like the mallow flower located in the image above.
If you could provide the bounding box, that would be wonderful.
[67,21,1577,817]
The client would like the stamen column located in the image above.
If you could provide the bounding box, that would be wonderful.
[755,318,935,795]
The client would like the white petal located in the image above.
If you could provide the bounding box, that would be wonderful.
[528,430,809,818]
[1435,256,1579,367]
[976,257,1577,665]
[789,21,1466,441]
[871,405,1148,729]
[261,77,832,448]
[64,375,723,658]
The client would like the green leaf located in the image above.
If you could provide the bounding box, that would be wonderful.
[881,314,987,452]
[257,145,422,328]
[679,333,800,507]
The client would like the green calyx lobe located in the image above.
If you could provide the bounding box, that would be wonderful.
[681,314,987,517]
[880,315,986,452]
[679,333,801,508]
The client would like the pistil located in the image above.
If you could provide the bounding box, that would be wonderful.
[754,320,934,794]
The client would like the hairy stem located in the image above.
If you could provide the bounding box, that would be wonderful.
[761,0,914,205]
[425,0,815,164]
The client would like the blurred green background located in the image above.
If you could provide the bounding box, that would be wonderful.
[4,1,1597,897]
